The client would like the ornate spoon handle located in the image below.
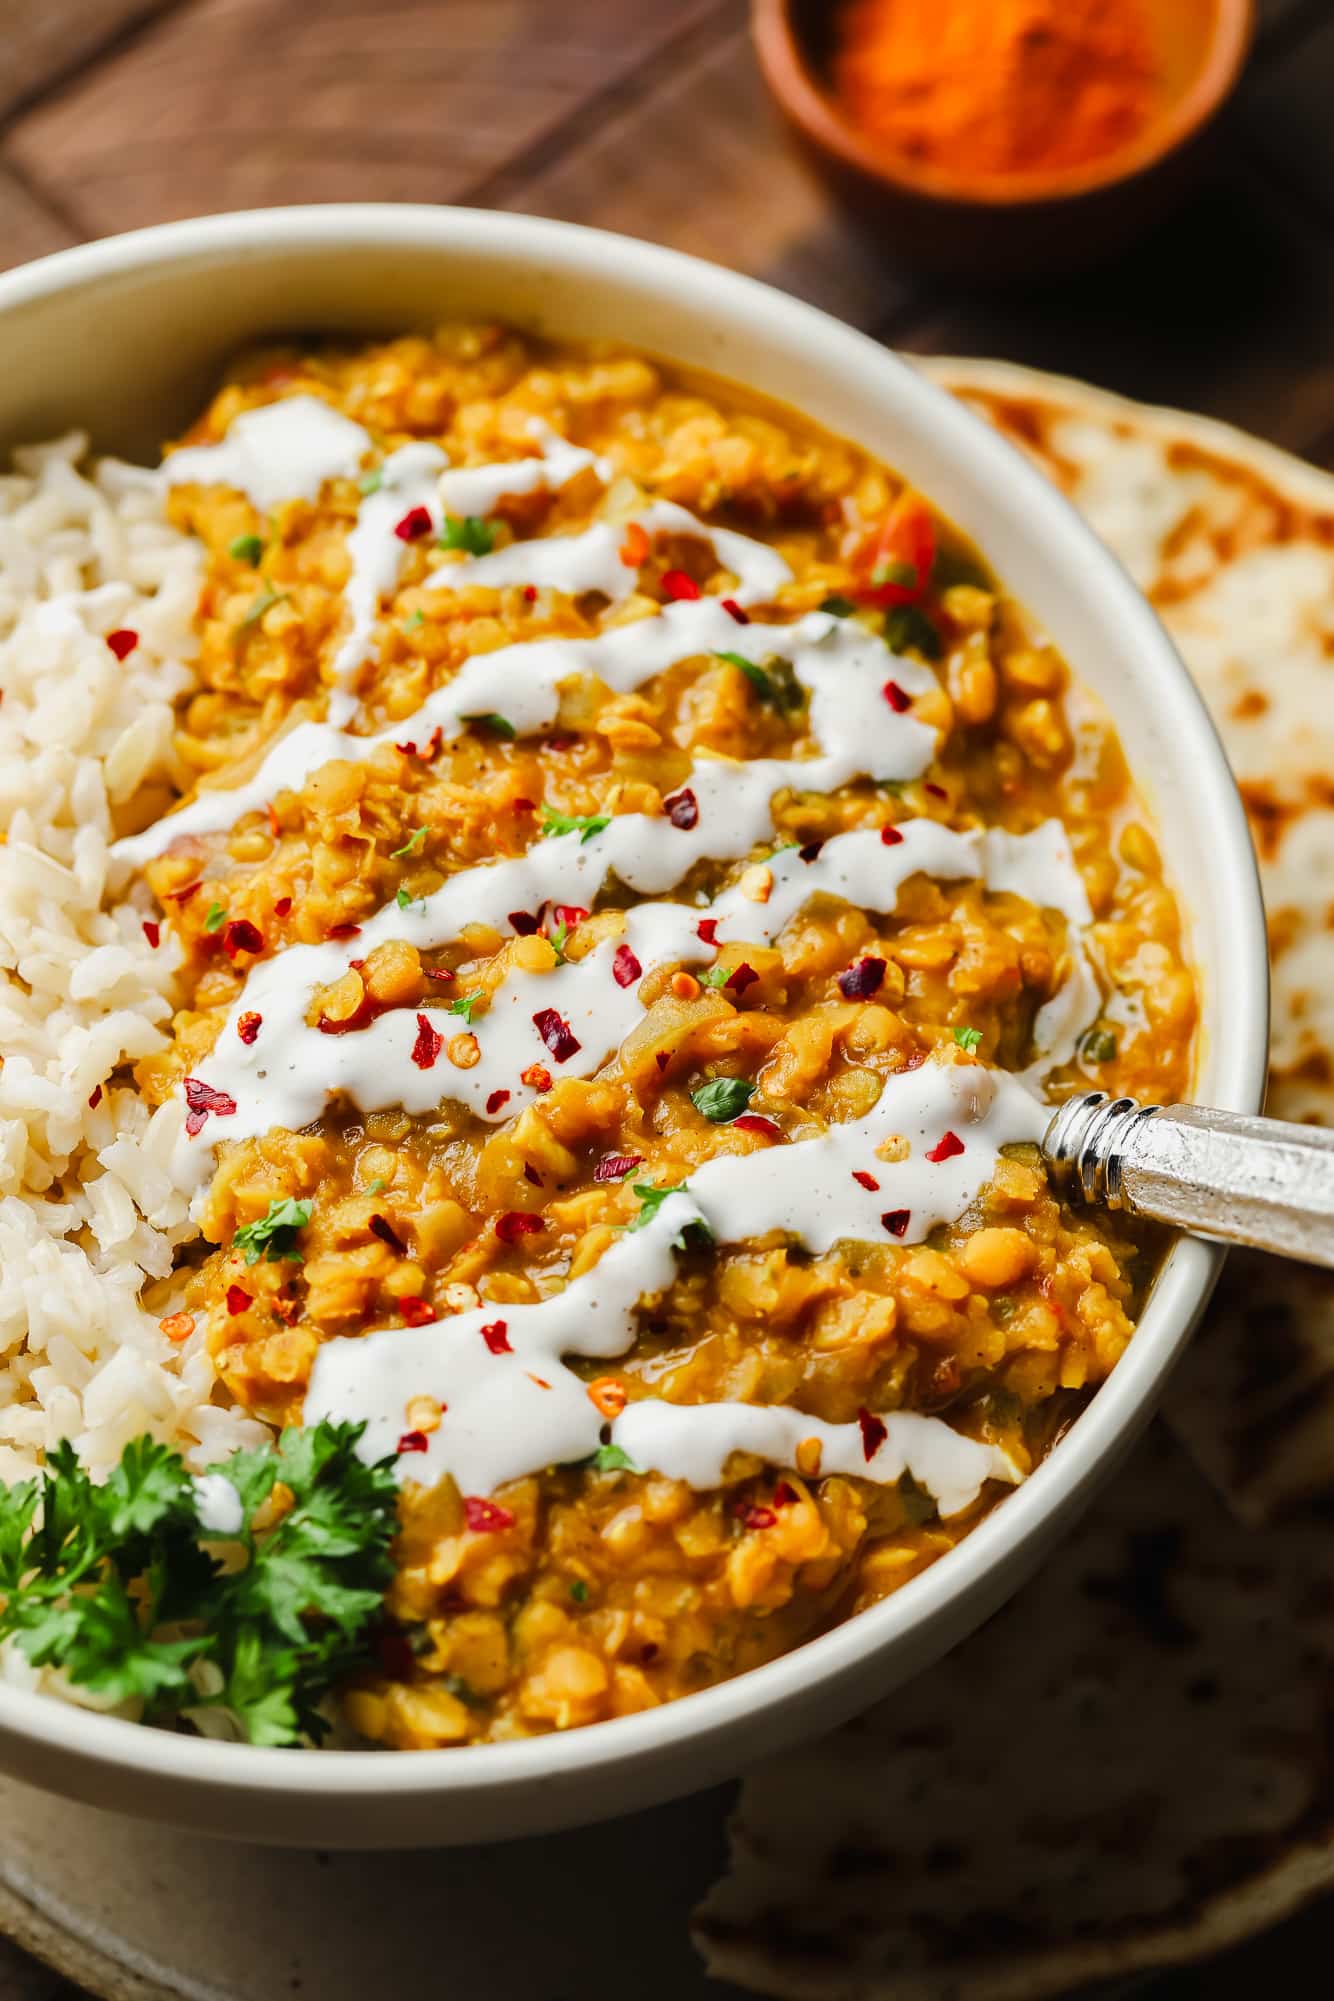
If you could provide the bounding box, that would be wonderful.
[1042,1093,1334,1271]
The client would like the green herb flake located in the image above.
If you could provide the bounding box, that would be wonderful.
[357,469,383,496]
[548,919,569,965]
[438,514,495,556]
[462,712,517,741]
[443,1673,489,1709]
[883,605,941,659]
[228,533,264,566]
[699,966,730,989]
[952,1026,983,1054]
[691,1077,756,1123]
[239,586,289,630]
[401,609,426,632]
[448,989,485,1026]
[586,1443,640,1475]
[540,807,611,845]
[931,547,989,594]
[232,1197,314,1267]
[0,1422,397,1745]
[391,828,428,859]
[820,594,857,617]
[396,888,413,910]
[1081,1027,1119,1065]
[630,1181,689,1231]
[366,1177,387,1195]
[897,1472,937,1526]
[569,1578,589,1604]
[203,902,227,934]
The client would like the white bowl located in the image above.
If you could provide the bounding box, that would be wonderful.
[0,205,1268,1847]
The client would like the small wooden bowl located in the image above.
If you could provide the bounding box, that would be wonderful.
[752,0,1255,279]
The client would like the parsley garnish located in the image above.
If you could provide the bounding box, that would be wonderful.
[239,586,288,630]
[699,966,730,988]
[1081,1027,1118,1064]
[819,594,857,618]
[548,919,570,965]
[228,533,264,566]
[232,1197,313,1266]
[448,989,485,1025]
[462,712,517,740]
[540,807,610,845]
[691,1078,755,1123]
[883,605,941,660]
[952,1026,983,1054]
[586,1443,640,1475]
[569,1578,589,1603]
[391,828,427,859]
[0,1424,397,1746]
[357,469,383,496]
[396,888,413,910]
[439,515,495,556]
[203,902,226,934]
[630,1181,688,1229]
[714,649,801,711]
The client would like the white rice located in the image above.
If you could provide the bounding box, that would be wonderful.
[0,433,272,1488]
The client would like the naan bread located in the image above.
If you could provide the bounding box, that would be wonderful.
[694,1428,1334,2001]
[926,360,1334,1526]
[694,370,1334,1998]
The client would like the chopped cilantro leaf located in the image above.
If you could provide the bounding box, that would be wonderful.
[461,712,517,740]
[569,1578,589,1603]
[691,1077,756,1123]
[203,902,226,934]
[952,1026,983,1054]
[439,515,495,556]
[402,609,425,632]
[228,533,264,566]
[391,828,427,859]
[714,649,802,712]
[448,989,485,1025]
[586,1443,640,1475]
[548,919,569,964]
[1081,1027,1119,1064]
[396,887,413,910]
[366,1177,387,1195]
[239,586,288,630]
[820,595,857,617]
[630,1181,688,1230]
[540,807,610,845]
[232,1197,313,1266]
[699,966,730,988]
[883,605,941,659]
[357,469,383,496]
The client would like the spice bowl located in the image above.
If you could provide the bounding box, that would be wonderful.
[752,0,1255,278]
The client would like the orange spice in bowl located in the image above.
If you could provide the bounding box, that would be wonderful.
[832,0,1158,181]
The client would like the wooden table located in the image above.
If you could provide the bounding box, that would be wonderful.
[0,0,1331,1993]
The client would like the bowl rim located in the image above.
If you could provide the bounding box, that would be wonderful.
[751,0,1257,210]
[0,202,1269,1811]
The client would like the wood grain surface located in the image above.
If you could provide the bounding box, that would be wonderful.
[0,0,1331,1994]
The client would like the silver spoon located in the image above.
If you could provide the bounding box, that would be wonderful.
[1043,1094,1334,1271]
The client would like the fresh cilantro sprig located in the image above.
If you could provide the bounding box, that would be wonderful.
[232,1197,313,1266]
[952,1026,983,1054]
[0,1424,398,1746]
[448,989,485,1025]
[439,515,495,555]
[540,807,610,845]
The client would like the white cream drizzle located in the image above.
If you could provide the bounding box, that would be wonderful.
[163,396,370,509]
[326,441,447,724]
[305,1063,1033,1510]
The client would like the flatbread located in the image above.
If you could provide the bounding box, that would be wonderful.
[924,360,1334,1527]
[694,370,1334,1997]
[693,1427,1334,2001]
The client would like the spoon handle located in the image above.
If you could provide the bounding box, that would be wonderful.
[1042,1092,1334,1271]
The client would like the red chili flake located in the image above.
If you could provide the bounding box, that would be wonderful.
[369,1213,408,1256]
[532,1008,581,1062]
[236,1011,262,1045]
[396,1430,430,1455]
[349,959,366,971]
[926,1130,965,1163]
[271,1294,299,1326]
[733,1502,777,1530]
[664,787,699,830]
[552,903,588,931]
[464,1496,515,1533]
[496,1211,544,1243]
[327,922,362,940]
[733,1114,781,1140]
[509,908,542,936]
[925,782,948,800]
[226,1283,252,1316]
[882,1208,911,1237]
[87,1084,103,1109]
[182,1076,237,1136]
[485,1088,511,1115]
[523,1164,543,1187]
[799,840,826,864]
[880,825,904,847]
[480,1319,512,1354]
[521,1062,552,1093]
[882,679,911,714]
[773,1481,798,1507]
[858,1407,888,1461]
[612,944,642,988]
[141,919,160,949]
[852,1169,880,1192]
[166,881,201,905]
[274,895,293,918]
[393,505,433,542]
[400,1297,437,1326]
[838,956,886,1000]
[523,584,538,602]
[725,962,759,994]
[222,918,263,960]
[106,629,138,660]
[661,569,700,602]
[696,918,718,945]
[527,1373,552,1390]
[411,1012,443,1070]
[544,732,579,752]
[721,598,750,624]
[655,1051,670,1073]
[594,1153,643,1182]
[513,797,536,814]
[394,739,418,758]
